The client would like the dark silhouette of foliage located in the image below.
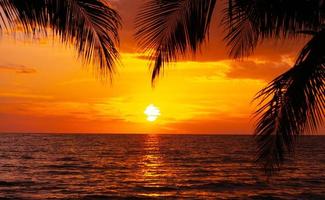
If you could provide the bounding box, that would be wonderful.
[135,0,216,82]
[254,29,325,175]
[0,0,121,76]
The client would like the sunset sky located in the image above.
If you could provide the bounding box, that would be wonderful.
[0,0,322,134]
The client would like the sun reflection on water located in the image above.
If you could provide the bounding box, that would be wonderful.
[139,134,175,197]
[142,135,161,177]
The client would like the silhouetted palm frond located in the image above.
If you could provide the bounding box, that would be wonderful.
[254,29,325,175]
[224,0,325,58]
[1,0,121,76]
[135,0,216,82]
[0,0,19,30]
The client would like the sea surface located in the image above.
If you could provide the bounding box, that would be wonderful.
[0,134,324,200]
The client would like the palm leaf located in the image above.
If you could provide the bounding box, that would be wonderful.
[223,0,325,58]
[0,0,21,30]
[254,29,325,175]
[1,0,121,76]
[135,0,216,82]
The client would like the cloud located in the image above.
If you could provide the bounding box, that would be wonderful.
[58,78,95,86]
[135,55,154,61]
[161,115,253,134]
[226,58,292,81]
[0,93,52,99]
[0,64,37,74]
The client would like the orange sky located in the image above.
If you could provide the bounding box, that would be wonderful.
[0,0,322,134]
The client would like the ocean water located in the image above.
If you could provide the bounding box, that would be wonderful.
[0,134,324,200]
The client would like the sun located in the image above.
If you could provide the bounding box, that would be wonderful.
[144,104,160,122]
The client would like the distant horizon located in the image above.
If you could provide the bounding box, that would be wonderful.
[1,132,324,136]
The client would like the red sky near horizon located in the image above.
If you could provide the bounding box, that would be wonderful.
[0,0,323,134]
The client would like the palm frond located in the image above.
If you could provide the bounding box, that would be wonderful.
[223,0,325,58]
[0,0,20,30]
[135,0,216,82]
[222,2,259,58]
[2,0,121,76]
[254,29,325,175]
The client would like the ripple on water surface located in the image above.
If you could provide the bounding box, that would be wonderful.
[0,134,324,199]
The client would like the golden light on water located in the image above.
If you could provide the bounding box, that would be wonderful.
[144,104,160,122]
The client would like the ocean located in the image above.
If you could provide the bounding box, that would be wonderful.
[0,134,324,199]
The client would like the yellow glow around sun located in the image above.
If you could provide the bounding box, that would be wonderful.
[144,104,160,122]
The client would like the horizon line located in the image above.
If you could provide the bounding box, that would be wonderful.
[0,132,324,136]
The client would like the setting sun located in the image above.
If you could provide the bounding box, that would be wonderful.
[144,104,160,122]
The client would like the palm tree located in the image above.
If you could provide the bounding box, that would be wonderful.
[0,0,121,76]
[135,0,325,175]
